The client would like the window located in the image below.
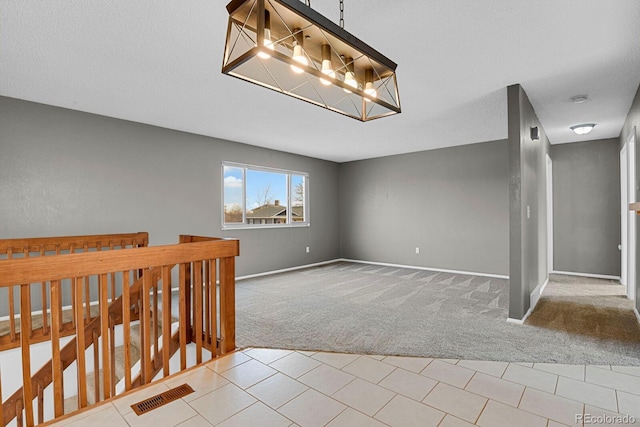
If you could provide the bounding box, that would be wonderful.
[222,162,309,229]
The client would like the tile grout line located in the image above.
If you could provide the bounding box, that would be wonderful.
[375,366,398,386]
[473,395,490,425]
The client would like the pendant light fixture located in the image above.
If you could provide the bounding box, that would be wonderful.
[222,0,401,121]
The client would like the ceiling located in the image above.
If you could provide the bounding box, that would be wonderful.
[1,1,639,163]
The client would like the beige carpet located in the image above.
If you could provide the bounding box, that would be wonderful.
[526,274,640,343]
[236,262,640,364]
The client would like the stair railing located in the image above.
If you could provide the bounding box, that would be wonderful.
[0,235,239,426]
[0,233,149,352]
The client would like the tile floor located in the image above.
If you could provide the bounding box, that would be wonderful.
[50,348,640,426]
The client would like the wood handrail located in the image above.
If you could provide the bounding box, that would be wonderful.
[0,232,148,254]
[0,239,239,286]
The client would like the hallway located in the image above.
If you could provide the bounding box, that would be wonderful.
[526,274,640,344]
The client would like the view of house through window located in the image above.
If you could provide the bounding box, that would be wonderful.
[222,162,308,228]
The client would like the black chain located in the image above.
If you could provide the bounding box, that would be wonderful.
[340,0,344,28]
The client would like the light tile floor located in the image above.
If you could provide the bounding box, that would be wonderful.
[50,348,640,426]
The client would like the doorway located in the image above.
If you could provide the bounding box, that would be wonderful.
[621,128,637,301]
[546,154,553,273]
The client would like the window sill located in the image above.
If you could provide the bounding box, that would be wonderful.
[222,223,310,231]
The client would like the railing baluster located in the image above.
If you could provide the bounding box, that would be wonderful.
[219,256,236,354]
[109,314,116,398]
[204,261,210,349]
[92,330,99,405]
[141,269,152,384]
[54,245,63,333]
[69,244,75,330]
[7,249,16,343]
[185,260,192,344]
[15,399,22,427]
[122,270,132,391]
[20,283,34,427]
[51,279,64,417]
[152,277,159,370]
[109,242,116,302]
[99,274,111,399]
[83,243,90,323]
[74,277,87,410]
[36,382,43,424]
[194,261,203,364]
[178,263,188,371]
[162,266,171,377]
[40,246,48,336]
[209,259,218,358]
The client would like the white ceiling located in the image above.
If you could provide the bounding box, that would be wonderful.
[1,1,639,163]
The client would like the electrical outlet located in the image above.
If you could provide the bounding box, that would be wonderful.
[306,246,310,253]
[415,247,420,254]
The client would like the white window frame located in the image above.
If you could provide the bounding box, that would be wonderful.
[221,161,310,230]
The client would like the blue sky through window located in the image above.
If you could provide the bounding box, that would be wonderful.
[246,169,287,209]
[223,166,243,209]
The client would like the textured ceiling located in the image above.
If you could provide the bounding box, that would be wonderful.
[1,1,639,162]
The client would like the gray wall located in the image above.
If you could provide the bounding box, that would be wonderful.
[551,139,621,276]
[620,83,640,312]
[0,96,341,277]
[339,140,509,276]
[508,84,550,320]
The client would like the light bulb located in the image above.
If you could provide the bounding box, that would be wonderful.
[258,28,275,59]
[319,45,335,86]
[344,72,357,92]
[257,10,274,60]
[291,29,308,74]
[343,56,357,93]
[364,82,377,100]
[364,68,377,102]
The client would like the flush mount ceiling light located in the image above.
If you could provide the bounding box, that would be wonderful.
[222,0,401,121]
[570,123,596,135]
[570,94,590,104]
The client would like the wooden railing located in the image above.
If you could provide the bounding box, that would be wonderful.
[0,234,239,427]
[0,233,149,352]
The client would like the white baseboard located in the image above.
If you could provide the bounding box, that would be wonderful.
[236,259,342,281]
[635,308,640,325]
[507,276,549,325]
[340,259,509,279]
[506,312,531,325]
[552,270,621,281]
[529,277,549,313]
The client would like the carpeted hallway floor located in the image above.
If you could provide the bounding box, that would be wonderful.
[525,274,640,343]
[236,262,640,365]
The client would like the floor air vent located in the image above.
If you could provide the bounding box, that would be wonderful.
[131,383,195,416]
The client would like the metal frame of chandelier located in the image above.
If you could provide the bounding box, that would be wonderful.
[222,0,401,121]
